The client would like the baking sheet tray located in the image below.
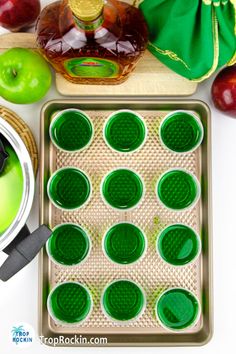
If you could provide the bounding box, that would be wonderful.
[39,99,212,346]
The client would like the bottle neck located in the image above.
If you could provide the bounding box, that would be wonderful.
[74,13,104,31]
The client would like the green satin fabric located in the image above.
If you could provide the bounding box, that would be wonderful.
[139,0,236,81]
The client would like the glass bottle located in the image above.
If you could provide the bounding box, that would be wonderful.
[36,0,148,85]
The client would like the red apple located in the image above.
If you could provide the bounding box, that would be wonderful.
[0,0,40,32]
[211,65,236,117]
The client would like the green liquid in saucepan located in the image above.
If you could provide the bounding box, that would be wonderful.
[0,139,24,236]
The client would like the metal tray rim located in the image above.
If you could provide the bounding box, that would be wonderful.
[39,98,213,347]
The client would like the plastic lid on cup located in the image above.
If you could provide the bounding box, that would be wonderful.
[47,167,91,210]
[102,280,146,322]
[103,223,146,265]
[104,110,147,153]
[46,223,91,266]
[47,282,93,324]
[101,168,144,210]
[159,111,204,153]
[156,169,200,211]
[157,224,201,266]
[156,288,200,331]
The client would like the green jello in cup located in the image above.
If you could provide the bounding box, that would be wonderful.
[102,280,145,322]
[46,223,91,266]
[47,167,91,210]
[101,168,144,210]
[50,109,93,152]
[47,282,93,324]
[159,111,203,153]
[156,288,200,331]
[157,224,201,266]
[157,169,200,211]
[104,110,147,153]
[103,223,146,265]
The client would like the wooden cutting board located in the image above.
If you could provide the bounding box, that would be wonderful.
[0,33,197,96]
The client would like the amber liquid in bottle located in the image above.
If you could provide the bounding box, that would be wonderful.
[36,0,148,85]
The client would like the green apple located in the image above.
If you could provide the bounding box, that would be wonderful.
[0,48,52,104]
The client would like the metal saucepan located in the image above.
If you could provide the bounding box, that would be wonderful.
[0,116,51,281]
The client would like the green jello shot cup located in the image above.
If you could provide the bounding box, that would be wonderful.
[46,223,91,266]
[103,110,147,153]
[47,282,93,324]
[156,288,201,331]
[49,109,94,152]
[157,224,201,266]
[47,167,91,210]
[101,168,144,210]
[102,280,146,322]
[159,111,204,154]
[103,223,147,265]
[156,169,200,211]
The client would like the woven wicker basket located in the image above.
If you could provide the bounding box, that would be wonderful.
[0,105,38,176]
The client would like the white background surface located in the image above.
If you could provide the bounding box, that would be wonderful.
[0,0,236,353]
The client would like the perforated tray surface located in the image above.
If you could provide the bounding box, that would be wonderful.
[39,99,212,347]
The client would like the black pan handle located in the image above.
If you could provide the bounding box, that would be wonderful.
[0,225,52,281]
[0,137,8,173]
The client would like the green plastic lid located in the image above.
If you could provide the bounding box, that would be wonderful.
[157,169,200,210]
[157,224,201,266]
[50,109,93,152]
[47,167,91,210]
[47,224,91,266]
[103,223,146,264]
[102,280,145,321]
[156,288,200,330]
[48,282,92,324]
[160,111,203,153]
[101,169,144,210]
[104,110,147,153]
